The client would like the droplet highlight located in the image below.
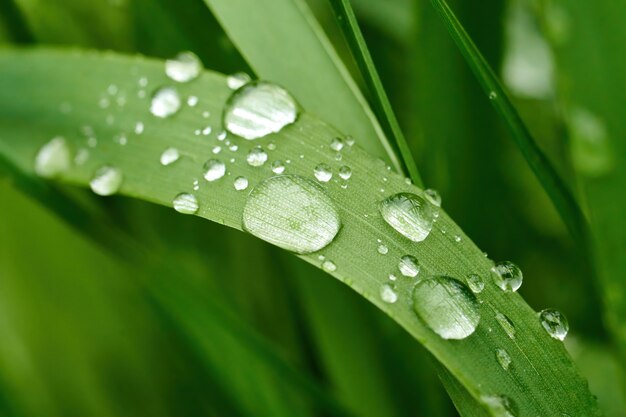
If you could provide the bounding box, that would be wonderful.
[203,159,226,182]
[380,193,435,242]
[172,193,199,214]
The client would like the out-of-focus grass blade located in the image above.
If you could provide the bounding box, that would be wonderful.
[427,0,589,248]
[327,0,421,186]
[0,0,34,43]
[202,0,402,172]
[0,48,602,416]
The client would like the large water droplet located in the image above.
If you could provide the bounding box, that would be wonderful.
[150,87,181,118]
[165,51,202,83]
[380,193,435,242]
[539,309,569,341]
[203,159,226,182]
[481,394,518,417]
[246,146,268,167]
[90,166,122,196]
[399,255,420,277]
[34,136,71,178]
[491,261,523,292]
[172,193,199,214]
[495,348,512,370]
[380,283,398,304]
[242,175,341,254]
[223,81,299,140]
[160,147,180,166]
[412,276,481,340]
[314,163,332,183]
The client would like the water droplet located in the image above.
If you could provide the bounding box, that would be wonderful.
[223,81,299,140]
[87,137,98,148]
[481,395,518,417]
[187,95,199,107]
[338,166,352,180]
[150,87,181,118]
[203,159,226,181]
[539,309,569,341]
[217,131,227,141]
[466,274,485,293]
[271,160,286,174]
[380,284,398,304]
[202,126,212,136]
[495,311,516,339]
[399,255,420,277]
[491,261,523,292]
[330,137,344,151]
[227,72,252,90]
[322,260,337,272]
[489,91,498,100]
[495,348,512,370]
[114,133,128,146]
[423,188,441,207]
[412,276,481,340]
[377,244,388,255]
[202,111,210,118]
[568,107,613,176]
[90,166,122,196]
[160,147,180,166]
[165,51,202,83]
[134,121,144,135]
[388,273,397,281]
[242,175,341,254]
[193,179,200,191]
[172,193,199,214]
[346,136,355,146]
[379,193,435,242]
[74,148,89,165]
[267,141,276,151]
[314,163,332,182]
[34,136,71,178]
[454,235,461,242]
[234,176,249,191]
[246,146,268,167]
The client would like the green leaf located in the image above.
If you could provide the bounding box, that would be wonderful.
[0,48,600,416]
[202,0,402,171]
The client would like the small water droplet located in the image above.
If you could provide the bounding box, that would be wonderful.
[491,261,523,292]
[539,309,569,341]
[495,311,516,339]
[388,273,397,281]
[338,166,352,180]
[160,147,180,166]
[495,348,512,370]
[211,146,221,154]
[271,160,286,174]
[399,255,420,277]
[150,87,181,118]
[172,193,199,214]
[267,141,276,151]
[380,284,398,304]
[107,84,118,95]
[226,72,252,90]
[165,51,202,83]
[345,136,355,146]
[246,146,268,167]
[187,95,199,107]
[412,276,481,339]
[138,77,148,87]
[489,91,498,100]
[217,131,227,141]
[380,193,435,242]
[466,274,485,293]
[114,133,128,146]
[134,122,144,135]
[481,394,518,417]
[203,159,226,181]
[90,166,123,196]
[330,137,344,151]
[202,111,211,118]
[242,175,341,254]
[454,235,462,242]
[377,244,388,255]
[34,136,71,178]
[234,176,249,191]
[322,260,337,272]
[314,163,332,182]
[423,188,441,207]
[193,179,200,191]
[223,81,299,140]
[202,126,212,136]
[74,148,89,165]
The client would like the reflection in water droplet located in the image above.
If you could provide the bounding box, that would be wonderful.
[35,136,71,178]
[495,311,516,339]
[223,81,299,140]
[165,51,202,83]
[90,166,123,196]
[539,309,569,341]
[160,147,180,166]
[399,255,420,277]
[246,146,268,167]
[481,394,518,417]
[203,159,226,181]
[495,348,512,370]
[234,176,249,191]
[242,175,341,254]
[380,193,435,242]
[227,72,252,90]
[412,276,481,340]
[380,284,398,304]
[466,274,485,293]
[173,193,199,214]
[314,163,332,183]
[150,87,181,118]
[491,261,523,292]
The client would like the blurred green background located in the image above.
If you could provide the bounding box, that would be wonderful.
[0,0,624,415]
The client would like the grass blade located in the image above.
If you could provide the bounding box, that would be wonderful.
[327,0,422,186]
[427,0,589,246]
[0,48,601,416]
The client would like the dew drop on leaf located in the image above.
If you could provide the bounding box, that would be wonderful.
[223,81,299,140]
[380,283,398,304]
[246,146,268,167]
[423,188,442,207]
[338,165,352,180]
[377,244,388,255]
[242,175,341,254]
[271,160,286,174]
[165,51,202,83]
[399,255,420,277]
[172,193,199,214]
[314,163,332,182]
[412,276,481,340]
[89,165,123,196]
[379,193,435,242]
[150,87,181,118]
[34,136,71,178]
[226,72,252,90]
[203,159,226,182]
[160,147,180,166]
[234,176,249,191]
[495,348,512,370]
[466,273,485,293]
[322,260,337,272]
[495,311,517,339]
[330,137,344,151]
[491,261,523,292]
[539,308,569,341]
[481,394,518,417]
